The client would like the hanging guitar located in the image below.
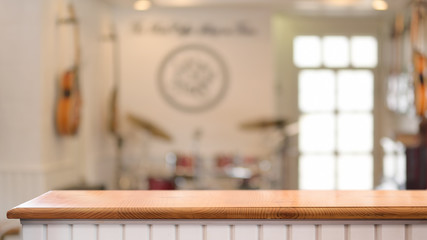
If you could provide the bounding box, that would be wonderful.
[106,25,123,189]
[55,4,82,136]
[411,2,427,117]
[413,50,427,116]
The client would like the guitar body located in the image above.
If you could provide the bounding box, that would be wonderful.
[410,4,427,117]
[55,4,82,136]
[414,51,427,116]
[56,67,81,135]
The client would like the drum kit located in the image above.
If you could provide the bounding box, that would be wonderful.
[113,113,296,189]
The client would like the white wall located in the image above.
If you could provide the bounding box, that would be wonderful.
[0,0,43,170]
[0,0,113,219]
[0,0,45,220]
[114,8,276,173]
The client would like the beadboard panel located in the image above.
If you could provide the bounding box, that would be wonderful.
[235,224,258,240]
[179,224,203,240]
[47,224,71,240]
[22,224,45,240]
[291,225,316,240]
[19,222,427,240]
[320,225,345,240]
[72,224,97,240]
[349,225,375,240]
[152,224,176,240]
[379,225,405,240]
[411,224,427,239]
[0,171,44,220]
[98,224,123,240]
[263,225,287,240]
[124,224,149,240]
[1,163,81,220]
[206,225,230,240]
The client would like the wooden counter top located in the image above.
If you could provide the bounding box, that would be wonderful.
[7,190,427,220]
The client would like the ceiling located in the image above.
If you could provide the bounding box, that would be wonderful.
[103,0,409,16]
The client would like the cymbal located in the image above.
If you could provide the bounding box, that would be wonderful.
[240,119,286,130]
[127,113,172,142]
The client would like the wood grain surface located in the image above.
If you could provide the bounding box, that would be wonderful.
[7,190,427,220]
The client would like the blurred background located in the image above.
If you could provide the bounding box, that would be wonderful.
[0,0,425,226]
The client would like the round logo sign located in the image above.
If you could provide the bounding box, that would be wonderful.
[158,44,228,112]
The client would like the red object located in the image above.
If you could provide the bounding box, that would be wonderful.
[148,178,175,190]
[216,155,233,168]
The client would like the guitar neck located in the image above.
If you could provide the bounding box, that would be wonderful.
[68,4,81,67]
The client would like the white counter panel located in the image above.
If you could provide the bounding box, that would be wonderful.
[20,221,427,240]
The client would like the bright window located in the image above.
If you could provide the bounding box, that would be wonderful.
[323,36,349,67]
[337,113,373,153]
[294,36,322,68]
[299,70,335,112]
[337,70,373,111]
[295,35,377,190]
[299,114,335,153]
[337,155,373,190]
[381,138,406,187]
[299,155,335,190]
[351,36,378,68]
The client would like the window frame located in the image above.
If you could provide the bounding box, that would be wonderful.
[295,35,378,190]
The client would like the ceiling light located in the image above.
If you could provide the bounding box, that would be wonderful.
[372,0,388,11]
[134,0,151,11]
[325,0,357,7]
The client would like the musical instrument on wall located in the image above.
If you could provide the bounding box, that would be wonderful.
[392,14,405,75]
[55,4,82,136]
[104,25,125,189]
[413,50,427,116]
[411,3,427,117]
[240,118,286,130]
[127,113,172,142]
[107,24,120,136]
[239,118,299,137]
